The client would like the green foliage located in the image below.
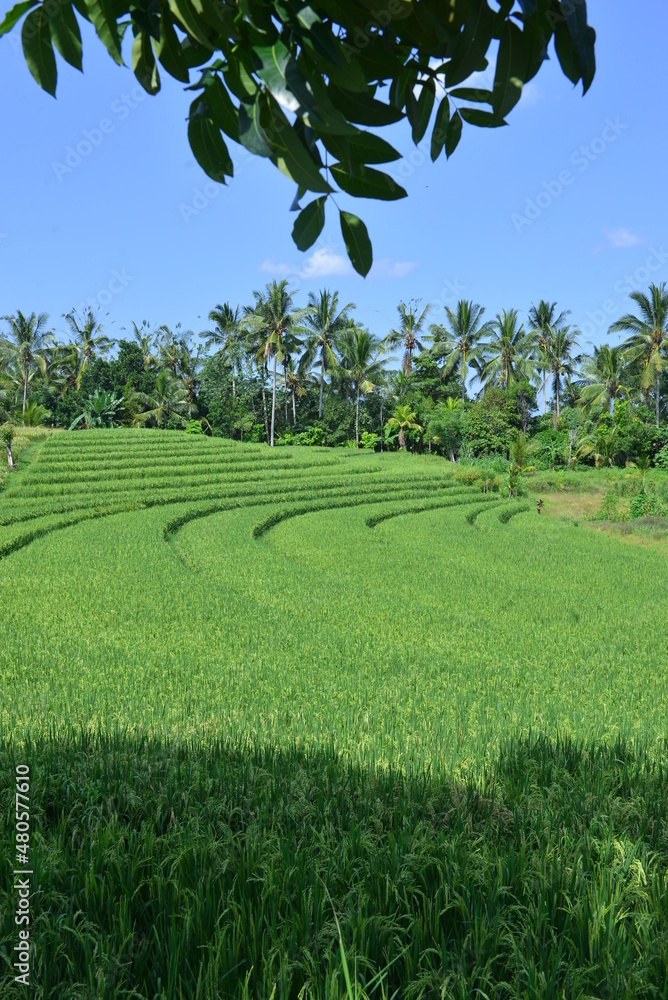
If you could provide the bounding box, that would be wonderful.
[2,1,597,272]
[184,418,204,434]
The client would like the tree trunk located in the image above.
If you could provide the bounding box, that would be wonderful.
[292,389,296,425]
[656,371,661,428]
[6,442,13,469]
[261,366,269,444]
[461,352,466,407]
[23,368,28,416]
[270,353,277,447]
[379,398,383,452]
[355,385,360,446]
[284,363,289,424]
[542,369,546,415]
[448,447,455,462]
[319,355,325,420]
[399,427,406,449]
[552,378,559,430]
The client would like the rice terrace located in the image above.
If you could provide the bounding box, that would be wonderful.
[2,0,668,996]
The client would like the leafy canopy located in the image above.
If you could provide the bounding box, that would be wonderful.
[1,0,596,275]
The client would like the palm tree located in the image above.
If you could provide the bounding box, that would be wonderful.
[609,283,668,427]
[301,289,353,419]
[201,303,243,396]
[427,300,492,406]
[337,323,387,445]
[0,311,54,415]
[528,301,570,414]
[285,359,309,425]
[129,321,157,371]
[543,326,580,428]
[480,309,536,390]
[156,325,193,378]
[133,370,190,428]
[578,344,631,414]
[385,300,431,375]
[63,308,114,388]
[386,403,423,451]
[244,280,301,447]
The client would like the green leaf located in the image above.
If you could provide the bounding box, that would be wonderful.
[292,196,326,251]
[444,0,497,87]
[154,2,189,82]
[459,107,506,127]
[330,163,406,202]
[49,1,83,72]
[492,20,525,120]
[328,85,404,127]
[264,94,331,193]
[430,96,450,161]
[84,0,123,65]
[561,1,596,93]
[445,110,462,158]
[0,0,38,38]
[21,8,57,96]
[238,100,273,158]
[321,129,401,166]
[131,31,160,94]
[168,0,214,49]
[449,87,493,104]
[204,75,239,142]
[340,210,372,277]
[406,79,435,144]
[188,106,233,181]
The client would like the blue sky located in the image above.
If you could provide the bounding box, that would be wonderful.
[0,0,666,351]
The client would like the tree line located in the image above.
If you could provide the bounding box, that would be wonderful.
[1,280,668,471]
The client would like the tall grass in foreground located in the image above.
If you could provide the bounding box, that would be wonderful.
[1,731,667,998]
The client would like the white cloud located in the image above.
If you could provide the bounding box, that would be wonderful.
[259,248,418,281]
[259,247,352,280]
[603,227,644,249]
[370,258,419,279]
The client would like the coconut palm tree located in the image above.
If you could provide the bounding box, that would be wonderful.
[337,323,387,445]
[133,370,190,428]
[386,403,423,451]
[578,344,632,414]
[129,321,158,371]
[285,359,309,425]
[301,289,354,419]
[426,300,492,405]
[609,283,668,427]
[244,280,302,447]
[0,311,54,415]
[156,325,194,378]
[528,301,570,414]
[480,309,536,390]
[201,303,243,397]
[385,300,431,375]
[543,326,580,428]
[62,308,114,388]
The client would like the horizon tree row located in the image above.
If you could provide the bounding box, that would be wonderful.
[1,282,667,468]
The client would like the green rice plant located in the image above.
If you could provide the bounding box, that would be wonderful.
[498,503,532,523]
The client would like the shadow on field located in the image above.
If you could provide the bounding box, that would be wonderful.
[1,732,667,998]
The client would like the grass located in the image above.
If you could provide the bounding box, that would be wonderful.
[1,429,667,997]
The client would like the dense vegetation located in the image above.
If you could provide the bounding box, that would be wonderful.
[1,428,667,996]
[2,284,668,479]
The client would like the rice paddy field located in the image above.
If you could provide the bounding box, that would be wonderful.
[1,429,667,998]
